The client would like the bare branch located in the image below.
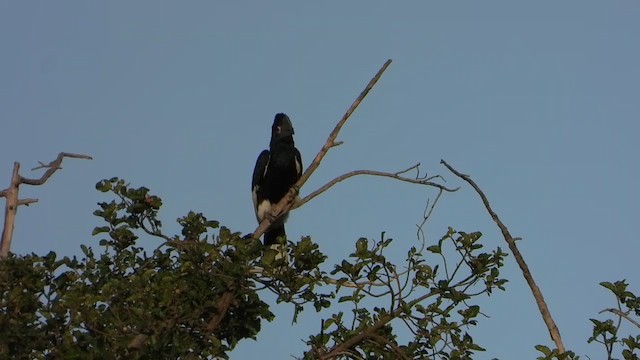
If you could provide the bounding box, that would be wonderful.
[1,152,92,258]
[1,162,21,258]
[440,159,566,353]
[293,165,458,210]
[252,59,393,240]
[599,308,640,329]
[21,152,93,185]
[416,189,444,244]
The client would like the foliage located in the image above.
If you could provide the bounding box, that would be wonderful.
[305,229,508,359]
[0,178,507,359]
[0,178,329,359]
[1,177,636,359]
[587,280,640,360]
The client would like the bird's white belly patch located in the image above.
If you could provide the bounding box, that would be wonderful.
[257,200,272,222]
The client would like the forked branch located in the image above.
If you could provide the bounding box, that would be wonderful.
[1,152,92,258]
[440,159,566,353]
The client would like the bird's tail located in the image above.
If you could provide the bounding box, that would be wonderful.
[264,225,286,246]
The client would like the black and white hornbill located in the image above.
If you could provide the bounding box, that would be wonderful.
[251,113,302,246]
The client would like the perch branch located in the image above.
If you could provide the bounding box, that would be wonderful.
[292,163,458,209]
[1,152,92,258]
[440,159,566,353]
[252,59,393,239]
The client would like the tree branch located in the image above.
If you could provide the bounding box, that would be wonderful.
[320,289,437,359]
[252,59,393,239]
[292,163,458,209]
[205,291,236,332]
[440,159,566,353]
[21,152,93,185]
[1,152,92,258]
[599,308,640,329]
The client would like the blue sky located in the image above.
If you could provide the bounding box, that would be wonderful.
[1,2,639,359]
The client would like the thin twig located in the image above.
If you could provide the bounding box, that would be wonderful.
[17,199,38,206]
[252,59,393,240]
[599,308,640,329]
[416,188,444,244]
[440,159,566,353]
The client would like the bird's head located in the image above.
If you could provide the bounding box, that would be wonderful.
[271,113,295,144]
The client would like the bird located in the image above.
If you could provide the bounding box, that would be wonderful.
[251,113,302,246]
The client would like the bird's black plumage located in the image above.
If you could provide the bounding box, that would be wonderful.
[252,113,302,246]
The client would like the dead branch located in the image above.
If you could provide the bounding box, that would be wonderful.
[292,163,458,209]
[252,59,393,240]
[21,152,93,185]
[1,152,92,258]
[440,159,566,353]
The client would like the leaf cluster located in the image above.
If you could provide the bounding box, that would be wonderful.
[305,228,508,359]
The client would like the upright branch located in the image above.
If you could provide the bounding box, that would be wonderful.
[0,152,92,258]
[252,59,393,239]
[440,159,566,353]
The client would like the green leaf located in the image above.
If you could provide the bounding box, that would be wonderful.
[92,226,110,236]
[95,179,112,192]
[600,281,616,292]
[355,238,368,254]
[535,344,551,356]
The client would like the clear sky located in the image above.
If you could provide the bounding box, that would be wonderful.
[1,2,639,359]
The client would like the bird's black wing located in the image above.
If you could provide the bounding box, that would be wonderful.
[252,150,270,211]
[294,147,303,180]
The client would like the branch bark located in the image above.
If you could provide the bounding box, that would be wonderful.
[204,291,236,332]
[440,159,566,353]
[252,59,393,239]
[292,164,458,210]
[1,152,92,258]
